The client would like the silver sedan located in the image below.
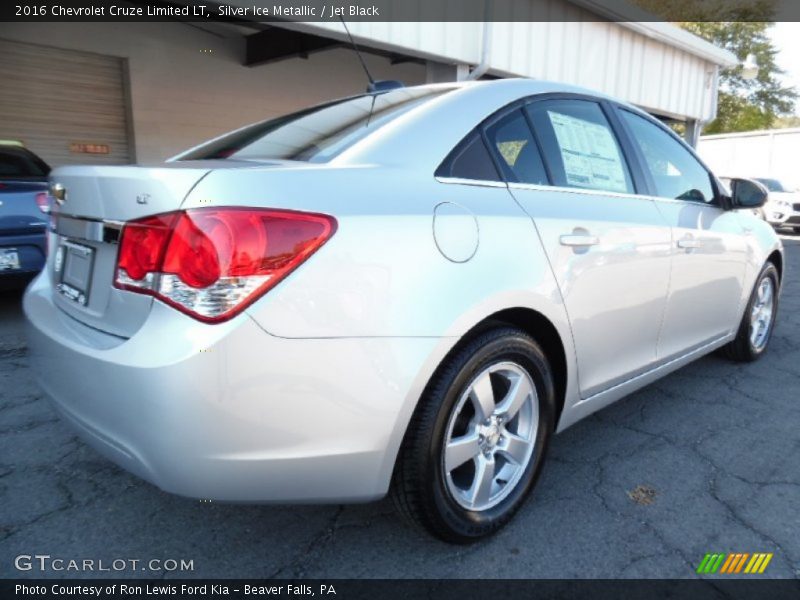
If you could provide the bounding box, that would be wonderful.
[24,79,783,542]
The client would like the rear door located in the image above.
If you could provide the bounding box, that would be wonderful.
[493,97,672,398]
[614,108,748,359]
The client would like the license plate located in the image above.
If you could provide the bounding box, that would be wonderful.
[0,248,20,271]
[55,241,95,306]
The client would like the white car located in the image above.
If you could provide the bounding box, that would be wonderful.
[753,178,800,233]
[24,80,783,542]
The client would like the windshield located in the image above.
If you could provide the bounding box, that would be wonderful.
[177,87,451,163]
[754,178,787,192]
[0,146,50,180]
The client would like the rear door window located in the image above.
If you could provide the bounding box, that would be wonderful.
[436,132,501,182]
[484,109,548,185]
[526,99,634,194]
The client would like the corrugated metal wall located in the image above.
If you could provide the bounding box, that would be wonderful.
[290,20,482,66]
[0,39,132,166]
[0,22,429,164]
[489,20,712,120]
[295,0,722,122]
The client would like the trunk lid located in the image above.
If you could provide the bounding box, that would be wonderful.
[48,159,320,337]
[48,162,217,338]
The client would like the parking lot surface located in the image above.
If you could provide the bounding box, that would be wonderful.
[1,238,799,579]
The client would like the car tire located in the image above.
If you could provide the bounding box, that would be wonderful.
[722,262,779,362]
[391,326,555,543]
[794,227,800,235]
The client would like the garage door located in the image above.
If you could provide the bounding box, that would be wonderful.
[0,39,132,167]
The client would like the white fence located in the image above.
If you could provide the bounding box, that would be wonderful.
[698,128,800,189]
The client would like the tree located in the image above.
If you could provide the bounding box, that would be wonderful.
[631,1,798,133]
[682,21,797,133]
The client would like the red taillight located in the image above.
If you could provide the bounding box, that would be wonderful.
[114,208,336,322]
[35,192,51,214]
[117,213,178,282]
[161,212,221,288]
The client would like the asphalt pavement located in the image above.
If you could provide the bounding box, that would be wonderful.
[1,237,798,579]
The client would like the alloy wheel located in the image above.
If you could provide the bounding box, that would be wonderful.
[750,276,775,351]
[442,361,539,511]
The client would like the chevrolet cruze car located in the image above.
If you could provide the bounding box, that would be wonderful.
[24,80,782,542]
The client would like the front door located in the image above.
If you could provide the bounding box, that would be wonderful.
[615,109,748,360]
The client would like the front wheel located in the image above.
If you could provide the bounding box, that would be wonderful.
[722,262,779,362]
[391,327,555,543]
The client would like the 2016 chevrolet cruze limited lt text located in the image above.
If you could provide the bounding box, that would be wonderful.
[24,80,783,542]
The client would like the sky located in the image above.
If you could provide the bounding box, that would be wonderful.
[769,22,800,115]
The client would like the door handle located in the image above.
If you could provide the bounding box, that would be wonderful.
[677,238,704,249]
[560,234,600,247]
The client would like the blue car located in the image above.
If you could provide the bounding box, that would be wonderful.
[0,141,50,287]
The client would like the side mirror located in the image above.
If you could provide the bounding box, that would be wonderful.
[728,178,768,209]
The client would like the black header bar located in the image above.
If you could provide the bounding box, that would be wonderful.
[2,0,800,23]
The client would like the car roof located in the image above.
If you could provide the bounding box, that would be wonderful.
[398,78,639,108]
[334,78,649,169]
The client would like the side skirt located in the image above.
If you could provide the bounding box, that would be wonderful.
[555,334,734,433]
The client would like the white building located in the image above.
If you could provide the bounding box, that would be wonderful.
[0,0,737,166]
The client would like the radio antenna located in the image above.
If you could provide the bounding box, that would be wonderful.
[339,17,375,88]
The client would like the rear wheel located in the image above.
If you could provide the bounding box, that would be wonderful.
[793,227,800,235]
[722,262,779,362]
[391,327,555,543]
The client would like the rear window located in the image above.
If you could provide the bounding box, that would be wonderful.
[178,87,451,163]
[0,146,50,180]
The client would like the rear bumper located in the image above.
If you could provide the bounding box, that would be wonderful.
[1,230,46,275]
[23,273,440,502]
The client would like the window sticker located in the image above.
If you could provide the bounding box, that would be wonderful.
[548,111,629,193]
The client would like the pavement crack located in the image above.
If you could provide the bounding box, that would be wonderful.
[265,506,346,578]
